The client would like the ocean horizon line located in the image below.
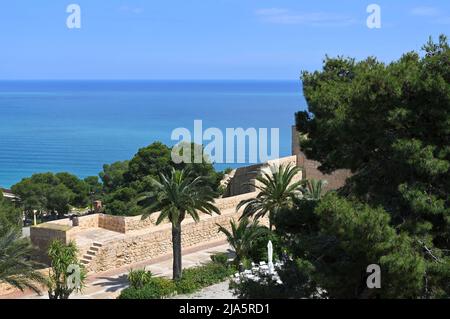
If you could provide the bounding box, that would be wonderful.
[0,79,301,82]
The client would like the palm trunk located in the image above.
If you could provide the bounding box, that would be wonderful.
[172,222,182,280]
[269,211,274,231]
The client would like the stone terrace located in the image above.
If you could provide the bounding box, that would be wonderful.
[30,155,302,274]
[30,192,262,273]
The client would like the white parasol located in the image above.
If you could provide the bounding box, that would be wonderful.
[268,240,274,274]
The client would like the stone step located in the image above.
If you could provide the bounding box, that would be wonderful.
[90,246,100,252]
[92,242,103,248]
[80,259,90,265]
[86,250,96,256]
[83,255,93,261]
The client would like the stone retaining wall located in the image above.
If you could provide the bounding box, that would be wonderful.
[76,214,99,228]
[30,223,72,262]
[29,191,260,274]
[86,192,261,273]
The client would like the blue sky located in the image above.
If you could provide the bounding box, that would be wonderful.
[0,0,449,80]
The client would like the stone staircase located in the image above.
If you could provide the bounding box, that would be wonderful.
[81,242,102,267]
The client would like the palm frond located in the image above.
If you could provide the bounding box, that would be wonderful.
[236,163,303,227]
[0,229,45,294]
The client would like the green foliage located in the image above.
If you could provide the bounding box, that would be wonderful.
[83,176,103,198]
[278,185,430,298]
[237,164,303,229]
[118,277,176,299]
[273,196,319,240]
[118,261,234,299]
[247,231,281,264]
[127,142,173,181]
[314,194,426,298]
[175,262,235,294]
[127,142,222,191]
[210,252,229,266]
[127,269,153,289]
[55,172,89,207]
[230,277,283,299]
[139,168,220,226]
[99,160,130,192]
[301,179,328,201]
[233,191,430,299]
[293,35,450,298]
[11,141,224,219]
[0,194,21,236]
[101,142,223,216]
[104,187,141,216]
[47,240,86,299]
[12,172,91,217]
[0,229,45,293]
[276,259,319,298]
[217,218,269,266]
[230,259,319,299]
[273,192,429,298]
[138,168,220,280]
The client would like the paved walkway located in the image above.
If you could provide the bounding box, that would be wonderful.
[3,241,231,299]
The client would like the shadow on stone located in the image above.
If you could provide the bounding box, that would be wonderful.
[92,274,128,292]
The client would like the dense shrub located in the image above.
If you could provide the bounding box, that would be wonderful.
[210,252,229,266]
[230,259,320,299]
[0,194,21,236]
[218,218,269,266]
[247,231,281,264]
[118,261,235,299]
[230,275,284,299]
[127,269,153,289]
[175,262,235,294]
[118,277,176,299]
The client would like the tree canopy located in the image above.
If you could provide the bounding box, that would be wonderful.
[101,142,223,216]
[11,172,90,217]
[290,35,450,298]
[0,192,21,237]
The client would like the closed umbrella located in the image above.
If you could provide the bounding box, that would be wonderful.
[268,240,274,274]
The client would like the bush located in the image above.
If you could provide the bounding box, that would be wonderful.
[210,252,229,266]
[174,277,198,294]
[175,262,235,294]
[230,276,285,299]
[247,232,281,264]
[119,277,176,299]
[118,261,235,299]
[127,269,153,289]
[229,259,323,299]
[229,263,286,299]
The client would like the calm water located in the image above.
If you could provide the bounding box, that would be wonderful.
[0,81,306,187]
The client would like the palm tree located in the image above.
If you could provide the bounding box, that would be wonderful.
[138,168,220,280]
[0,229,46,294]
[302,179,328,200]
[237,164,304,229]
[47,240,86,299]
[217,218,267,266]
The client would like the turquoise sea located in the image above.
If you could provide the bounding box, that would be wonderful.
[0,81,306,188]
